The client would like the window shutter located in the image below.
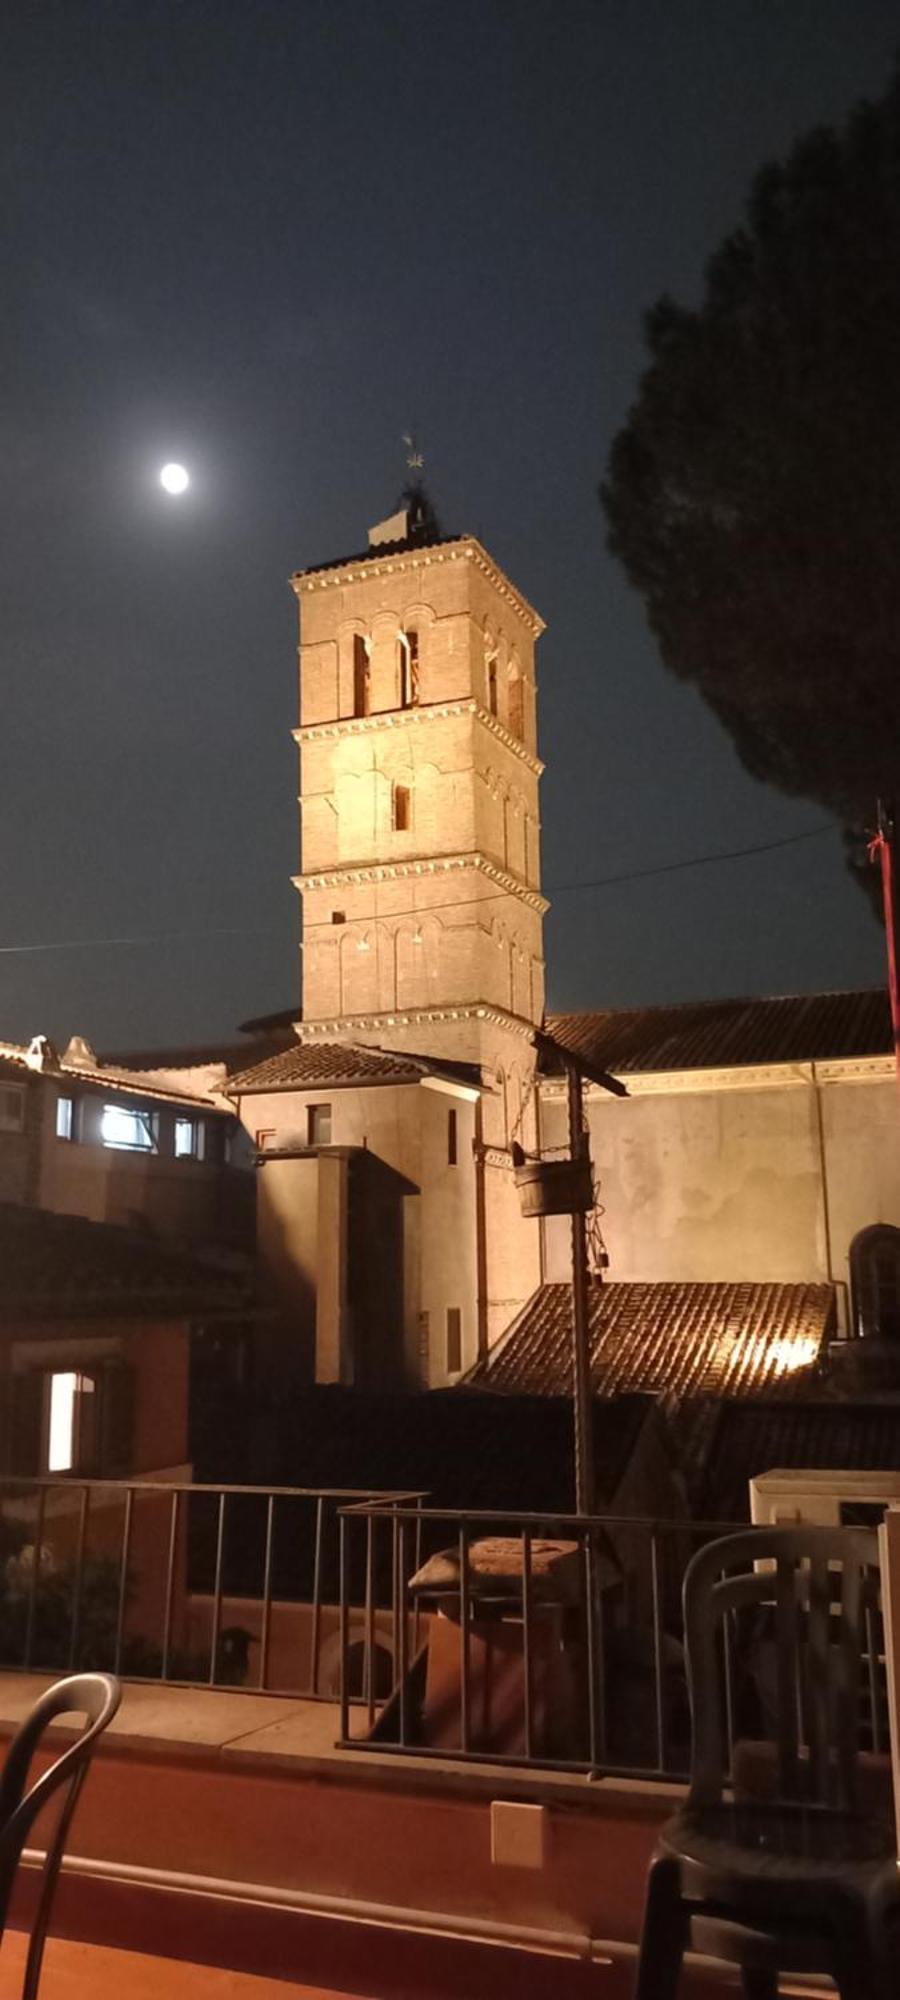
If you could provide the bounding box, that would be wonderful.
[8,1373,44,1477]
[98,1362,135,1476]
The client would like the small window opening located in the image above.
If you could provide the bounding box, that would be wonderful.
[46,1370,96,1474]
[307,1102,332,1146]
[175,1116,204,1160]
[353,634,370,717]
[255,1129,277,1151]
[101,1104,157,1152]
[331,910,346,925]
[0,1085,25,1133]
[400,629,419,708]
[447,1107,458,1166]
[446,1308,462,1375]
[508,671,524,741]
[392,783,411,832]
[56,1095,74,1141]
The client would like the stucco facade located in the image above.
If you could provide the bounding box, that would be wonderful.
[539,1058,900,1320]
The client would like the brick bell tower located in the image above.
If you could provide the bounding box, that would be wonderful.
[290,486,548,1339]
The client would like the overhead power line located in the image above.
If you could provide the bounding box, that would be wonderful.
[0,822,835,958]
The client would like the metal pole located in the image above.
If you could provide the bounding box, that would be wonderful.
[566,1060,595,1515]
[870,799,899,1084]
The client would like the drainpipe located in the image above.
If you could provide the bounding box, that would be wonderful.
[473,1099,489,1363]
[811,1062,835,1287]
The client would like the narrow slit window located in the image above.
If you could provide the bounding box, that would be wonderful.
[353,634,370,717]
[446,1308,462,1375]
[400,629,419,708]
[392,783,411,832]
[508,671,524,741]
[487,654,498,717]
[447,1107,458,1166]
[56,1095,74,1141]
[46,1370,95,1474]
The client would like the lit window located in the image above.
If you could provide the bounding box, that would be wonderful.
[448,1108,458,1166]
[307,1102,332,1145]
[56,1095,74,1141]
[446,1308,462,1375]
[392,783,411,832]
[100,1103,157,1152]
[46,1371,95,1473]
[175,1116,204,1159]
[0,1084,25,1132]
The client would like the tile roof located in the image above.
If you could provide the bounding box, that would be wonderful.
[293,529,462,579]
[226,1041,482,1094]
[466,1281,835,1402]
[0,1203,254,1322]
[0,1038,226,1110]
[544,988,892,1075]
[696,1399,900,1522]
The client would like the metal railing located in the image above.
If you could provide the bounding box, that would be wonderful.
[0,1477,423,1701]
[337,1500,749,1778]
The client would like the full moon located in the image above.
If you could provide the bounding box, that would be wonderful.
[159,462,190,495]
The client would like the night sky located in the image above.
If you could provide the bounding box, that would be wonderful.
[3,0,896,1052]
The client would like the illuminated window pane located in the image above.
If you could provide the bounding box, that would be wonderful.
[47,1371,95,1472]
[101,1104,155,1151]
[175,1116,202,1158]
[56,1095,74,1141]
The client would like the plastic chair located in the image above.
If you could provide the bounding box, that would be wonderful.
[0,1673,121,1999]
[634,1527,897,2000]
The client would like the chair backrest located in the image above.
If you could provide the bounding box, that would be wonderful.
[683,1526,882,1812]
[0,1673,120,2000]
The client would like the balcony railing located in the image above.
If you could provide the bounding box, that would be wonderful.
[0,1476,423,1701]
[337,1501,764,1780]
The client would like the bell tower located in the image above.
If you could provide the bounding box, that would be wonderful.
[291,491,548,1101]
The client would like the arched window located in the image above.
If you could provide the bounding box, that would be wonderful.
[850,1224,900,1341]
[508,667,524,741]
[353,634,370,717]
[399,629,419,708]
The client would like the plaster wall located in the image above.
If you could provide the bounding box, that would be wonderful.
[539,1071,899,1292]
[34,1083,239,1247]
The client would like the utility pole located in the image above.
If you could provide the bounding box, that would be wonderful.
[565,1057,595,1516]
[870,799,899,1083]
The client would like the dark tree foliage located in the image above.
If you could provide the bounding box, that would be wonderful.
[602,71,900,895]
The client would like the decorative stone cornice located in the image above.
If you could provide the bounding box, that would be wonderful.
[538,1053,896,1100]
[295,1003,538,1045]
[291,536,545,637]
[292,850,549,914]
[293,698,544,776]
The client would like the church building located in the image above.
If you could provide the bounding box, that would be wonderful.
[224,490,900,1423]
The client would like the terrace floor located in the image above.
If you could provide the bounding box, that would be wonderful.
[0,1934,367,2000]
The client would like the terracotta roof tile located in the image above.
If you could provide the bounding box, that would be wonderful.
[467,1280,835,1401]
[227,1041,481,1094]
[697,1399,900,1520]
[545,989,891,1074]
[0,1203,253,1322]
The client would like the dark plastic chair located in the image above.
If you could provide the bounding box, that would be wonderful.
[634,1527,897,2000]
[0,1673,121,1999]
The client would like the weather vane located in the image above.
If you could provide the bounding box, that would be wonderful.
[403,431,424,473]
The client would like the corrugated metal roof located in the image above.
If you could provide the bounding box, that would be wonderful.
[227,1041,481,1094]
[697,1399,900,1521]
[467,1281,835,1402]
[545,988,892,1074]
[0,1203,253,1322]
